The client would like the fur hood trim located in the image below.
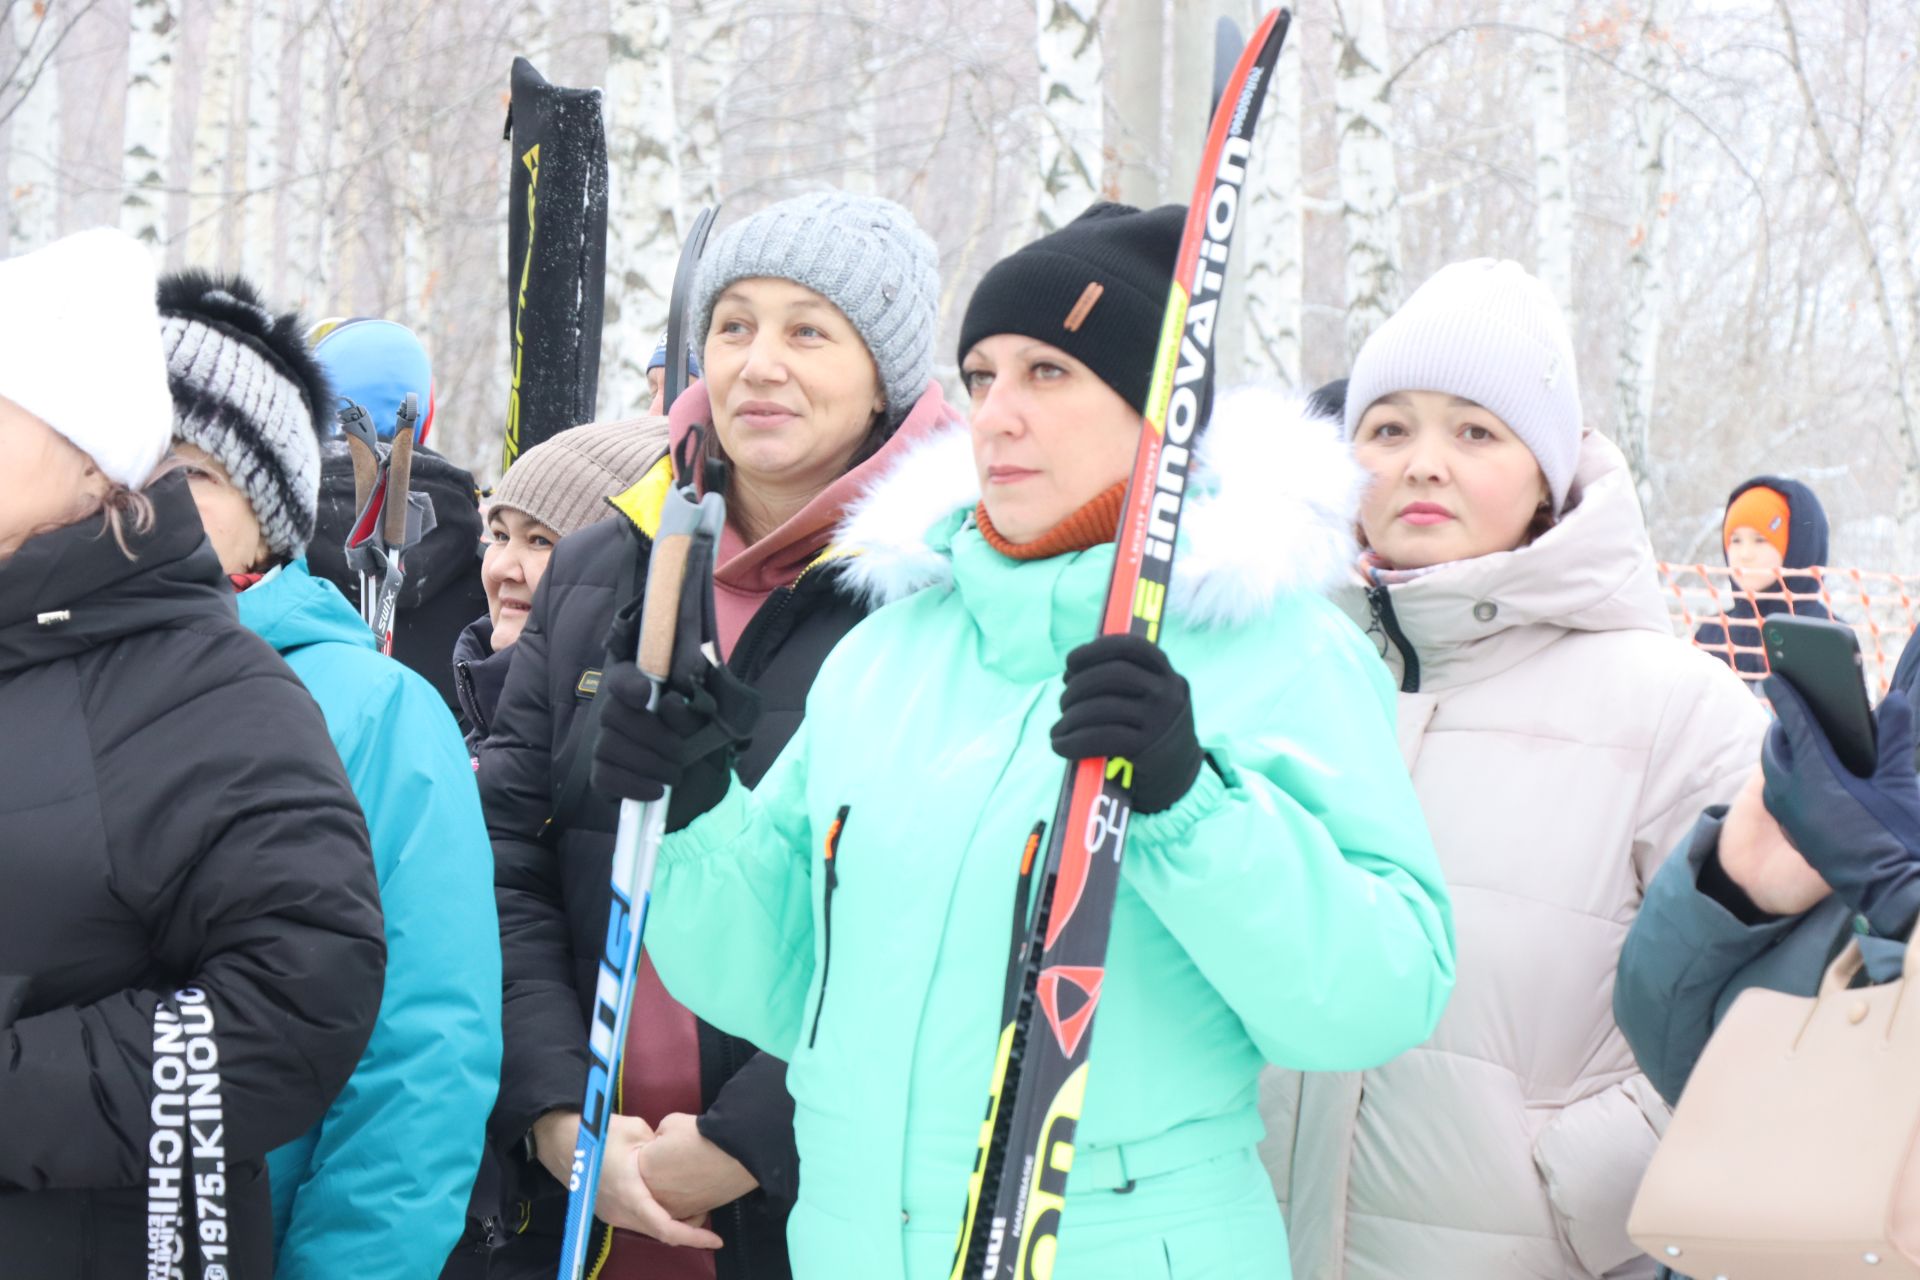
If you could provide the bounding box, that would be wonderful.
[832,383,1367,629]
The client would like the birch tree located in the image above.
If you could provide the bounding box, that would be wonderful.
[1776,0,1920,560]
[188,0,241,263]
[1331,0,1400,358]
[287,0,338,308]
[122,0,175,246]
[1034,0,1103,234]
[1527,0,1573,314]
[1615,0,1676,508]
[244,0,285,281]
[602,0,680,418]
[1242,0,1302,387]
[842,1,879,197]
[679,0,735,222]
[6,0,61,251]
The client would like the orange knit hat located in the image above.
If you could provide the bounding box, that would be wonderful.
[1723,484,1792,559]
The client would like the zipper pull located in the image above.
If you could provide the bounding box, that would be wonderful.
[823,805,849,891]
[1363,585,1390,657]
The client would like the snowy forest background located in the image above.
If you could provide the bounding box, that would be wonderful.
[5,0,1918,570]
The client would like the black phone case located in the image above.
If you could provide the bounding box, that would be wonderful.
[1764,616,1877,776]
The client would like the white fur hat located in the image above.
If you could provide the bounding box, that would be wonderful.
[0,228,174,488]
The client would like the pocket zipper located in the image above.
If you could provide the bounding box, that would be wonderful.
[808,805,851,1048]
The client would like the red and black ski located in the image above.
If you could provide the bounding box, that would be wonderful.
[949,11,1292,1279]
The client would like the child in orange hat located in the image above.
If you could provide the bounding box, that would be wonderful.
[1695,475,1830,675]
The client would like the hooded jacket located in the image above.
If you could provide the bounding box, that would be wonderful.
[236,559,502,1280]
[483,380,966,1280]
[1693,475,1832,676]
[0,475,386,1277]
[641,387,1457,1279]
[1263,432,1768,1280]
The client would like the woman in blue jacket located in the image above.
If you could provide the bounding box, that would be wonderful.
[158,272,502,1279]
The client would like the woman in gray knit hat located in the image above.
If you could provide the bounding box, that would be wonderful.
[452,415,670,756]
[483,190,965,1280]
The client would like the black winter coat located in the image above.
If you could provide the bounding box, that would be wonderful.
[0,475,386,1278]
[481,494,868,1280]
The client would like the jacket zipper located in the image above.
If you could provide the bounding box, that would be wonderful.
[453,659,488,739]
[1366,584,1422,693]
[808,805,851,1048]
[728,557,831,679]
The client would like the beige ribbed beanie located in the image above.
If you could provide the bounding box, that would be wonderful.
[488,416,671,538]
[1344,259,1582,514]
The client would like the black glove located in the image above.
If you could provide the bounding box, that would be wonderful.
[590,659,763,831]
[1050,634,1204,816]
[1762,676,1920,938]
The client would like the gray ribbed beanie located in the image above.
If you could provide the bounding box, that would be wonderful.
[1344,259,1582,514]
[488,416,671,539]
[693,191,940,427]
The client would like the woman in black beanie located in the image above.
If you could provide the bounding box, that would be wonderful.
[586,201,1453,1279]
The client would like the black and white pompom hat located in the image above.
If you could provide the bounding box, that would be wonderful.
[157,272,334,560]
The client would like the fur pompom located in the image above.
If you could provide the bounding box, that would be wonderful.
[156,270,333,437]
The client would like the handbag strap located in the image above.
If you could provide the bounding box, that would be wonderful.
[1820,939,1867,996]
[1819,926,1920,996]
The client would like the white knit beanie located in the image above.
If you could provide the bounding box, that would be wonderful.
[1344,259,1582,514]
[0,228,173,488]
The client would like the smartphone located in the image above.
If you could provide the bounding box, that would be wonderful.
[1764,616,1877,776]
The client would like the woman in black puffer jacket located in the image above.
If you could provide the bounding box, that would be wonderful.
[0,229,386,1279]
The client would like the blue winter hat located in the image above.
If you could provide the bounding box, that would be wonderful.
[310,317,437,444]
[646,330,702,378]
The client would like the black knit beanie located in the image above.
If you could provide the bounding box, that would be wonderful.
[958,202,1184,414]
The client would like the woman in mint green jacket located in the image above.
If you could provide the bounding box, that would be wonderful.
[591,204,1453,1278]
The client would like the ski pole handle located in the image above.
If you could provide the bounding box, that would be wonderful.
[384,394,420,548]
[340,401,379,518]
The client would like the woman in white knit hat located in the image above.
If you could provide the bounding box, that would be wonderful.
[1262,260,1766,1280]
[0,231,385,1275]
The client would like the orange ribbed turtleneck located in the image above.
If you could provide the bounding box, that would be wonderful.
[975,482,1127,561]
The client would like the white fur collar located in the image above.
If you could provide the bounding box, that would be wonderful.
[832,383,1366,629]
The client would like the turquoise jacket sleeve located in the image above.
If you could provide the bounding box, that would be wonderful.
[1126,612,1456,1072]
[270,672,503,1280]
[649,728,818,1059]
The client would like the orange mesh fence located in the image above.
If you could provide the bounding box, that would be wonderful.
[1658,563,1920,700]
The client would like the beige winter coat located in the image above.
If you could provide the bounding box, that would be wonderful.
[1261,432,1767,1280]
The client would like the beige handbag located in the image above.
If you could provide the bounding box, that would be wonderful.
[1627,936,1920,1278]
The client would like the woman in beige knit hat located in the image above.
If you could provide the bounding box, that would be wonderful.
[453,416,669,755]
